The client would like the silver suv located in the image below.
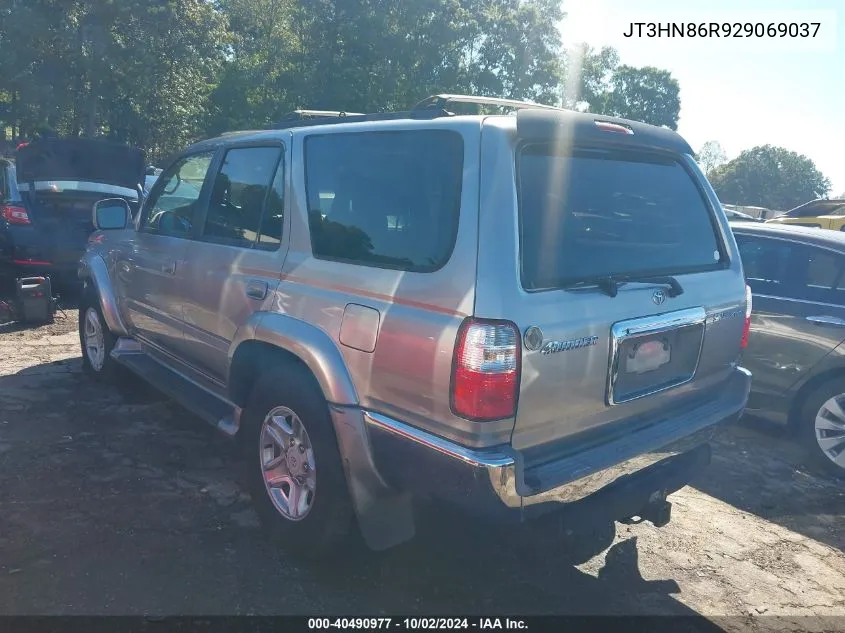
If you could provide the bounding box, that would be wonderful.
[78,95,752,557]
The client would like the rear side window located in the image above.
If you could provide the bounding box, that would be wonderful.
[304,130,463,272]
[736,234,845,305]
[203,146,283,249]
[518,146,723,290]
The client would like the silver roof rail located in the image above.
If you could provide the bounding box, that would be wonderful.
[281,109,365,120]
[413,94,560,113]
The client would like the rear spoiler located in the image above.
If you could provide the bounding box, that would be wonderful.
[516,109,693,155]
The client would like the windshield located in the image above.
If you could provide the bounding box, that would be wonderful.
[518,145,723,290]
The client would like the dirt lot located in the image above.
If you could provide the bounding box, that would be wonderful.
[1,310,844,630]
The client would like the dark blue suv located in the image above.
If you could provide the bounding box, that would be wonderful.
[1,139,144,290]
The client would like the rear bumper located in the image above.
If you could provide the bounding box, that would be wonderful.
[359,366,751,526]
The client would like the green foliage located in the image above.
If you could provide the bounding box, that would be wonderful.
[709,145,832,210]
[599,65,680,129]
[0,0,717,164]
[0,0,228,161]
[567,46,680,129]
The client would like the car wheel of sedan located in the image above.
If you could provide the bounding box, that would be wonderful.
[242,365,354,558]
[800,380,845,478]
[79,290,118,378]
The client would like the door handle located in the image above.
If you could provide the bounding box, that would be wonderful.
[161,261,176,275]
[806,315,845,327]
[245,280,268,300]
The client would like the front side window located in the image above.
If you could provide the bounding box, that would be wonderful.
[304,130,463,272]
[141,152,214,237]
[202,146,283,249]
[518,146,723,291]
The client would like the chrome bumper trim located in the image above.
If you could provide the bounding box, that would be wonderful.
[364,366,751,510]
[364,411,514,469]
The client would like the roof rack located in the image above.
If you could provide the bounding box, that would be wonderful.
[264,94,559,131]
[278,109,365,121]
[412,94,560,113]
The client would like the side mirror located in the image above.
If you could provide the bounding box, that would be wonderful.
[93,198,131,230]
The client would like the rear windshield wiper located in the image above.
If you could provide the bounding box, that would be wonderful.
[560,274,684,298]
[618,274,684,297]
[560,276,621,297]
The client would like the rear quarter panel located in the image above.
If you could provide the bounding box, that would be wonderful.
[270,120,509,447]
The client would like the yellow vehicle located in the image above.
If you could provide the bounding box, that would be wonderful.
[766,199,845,231]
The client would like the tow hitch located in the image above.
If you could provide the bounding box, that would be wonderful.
[620,490,673,528]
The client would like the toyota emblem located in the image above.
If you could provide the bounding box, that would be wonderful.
[652,289,666,305]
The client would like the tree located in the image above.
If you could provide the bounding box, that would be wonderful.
[598,65,680,129]
[468,0,564,104]
[697,141,727,177]
[565,44,619,109]
[709,145,831,210]
[564,47,681,128]
[0,0,229,160]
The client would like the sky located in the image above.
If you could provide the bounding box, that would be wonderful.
[558,0,845,196]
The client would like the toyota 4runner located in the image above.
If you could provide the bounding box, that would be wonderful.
[78,95,752,557]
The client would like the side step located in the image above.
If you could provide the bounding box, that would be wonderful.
[111,341,241,436]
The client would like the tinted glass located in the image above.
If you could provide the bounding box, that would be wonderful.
[257,162,285,251]
[203,146,282,248]
[142,152,214,237]
[785,207,822,219]
[735,234,793,295]
[518,146,723,290]
[735,234,845,305]
[304,130,463,271]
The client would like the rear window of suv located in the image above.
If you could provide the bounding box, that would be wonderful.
[518,145,724,291]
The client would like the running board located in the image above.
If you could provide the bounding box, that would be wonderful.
[112,341,241,437]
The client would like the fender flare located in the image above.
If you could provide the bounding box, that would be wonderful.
[227,311,358,406]
[78,253,128,336]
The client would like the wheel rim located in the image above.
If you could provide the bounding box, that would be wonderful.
[814,395,845,470]
[259,406,316,521]
[83,307,106,372]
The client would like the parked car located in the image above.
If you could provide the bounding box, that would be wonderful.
[723,207,763,222]
[143,165,163,197]
[732,221,845,476]
[1,138,144,288]
[765,198,845,231]
[78,94,751,558]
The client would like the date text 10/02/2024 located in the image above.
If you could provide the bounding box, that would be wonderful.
[308,618,528,630]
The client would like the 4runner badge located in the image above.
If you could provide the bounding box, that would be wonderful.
[540,335,599,355]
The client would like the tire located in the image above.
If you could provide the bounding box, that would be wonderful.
[799,379,845,478]
[78,289,118,378]
[242,365,354,558]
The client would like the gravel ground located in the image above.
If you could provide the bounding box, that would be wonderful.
[0,310,843,631]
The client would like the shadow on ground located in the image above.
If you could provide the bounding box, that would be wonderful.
[0,357,720,620]
[690,415,844,553]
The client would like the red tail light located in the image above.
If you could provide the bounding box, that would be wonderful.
[1,204,30,225]
[451,319,521,421]
[741,284,752,349]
